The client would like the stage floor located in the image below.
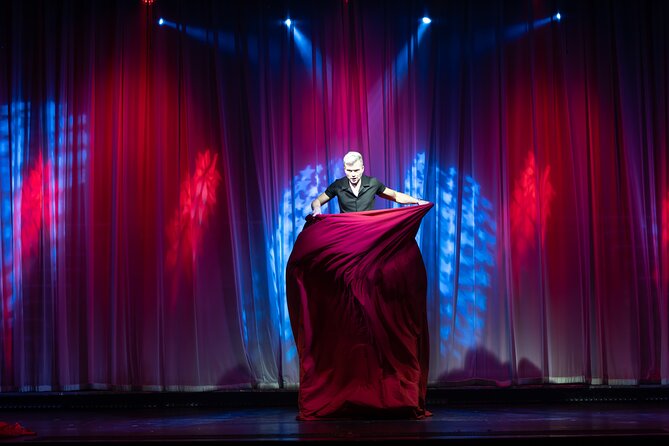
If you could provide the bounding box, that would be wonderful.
[3,399,669,444]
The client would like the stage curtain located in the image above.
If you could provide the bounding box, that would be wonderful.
[0,0,667,391]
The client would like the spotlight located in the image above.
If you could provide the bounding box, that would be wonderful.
[422,17,431,24]
[284,18,292,27]
[156,17,178,29]
[555,12,561,21]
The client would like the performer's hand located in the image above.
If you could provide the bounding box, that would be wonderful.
[312,207,322,216]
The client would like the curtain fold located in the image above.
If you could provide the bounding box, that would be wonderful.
[0,0,667,391]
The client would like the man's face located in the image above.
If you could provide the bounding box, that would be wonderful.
[345,160,364,185]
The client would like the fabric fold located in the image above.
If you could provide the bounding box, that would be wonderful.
[286,203,433,420]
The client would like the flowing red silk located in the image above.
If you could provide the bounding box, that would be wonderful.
[286,203,434,420]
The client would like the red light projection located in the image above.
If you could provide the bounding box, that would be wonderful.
[510,150,554,260]
[663,193,669,289]
[3,152,54,371]
[663,193,669,252]
[19,152,54,261]
[166,150,222,272]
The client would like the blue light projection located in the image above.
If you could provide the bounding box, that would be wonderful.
[400,154,496,368]
[401,152,427,241]
[394,20,431,84]
[0,101,87,327]
[433,165,496,369]
[293,27,323,71]
[473,13,565,55]
[0,101,29,325]
[155,18,263,65]
[265,160,343,385]
[45,101,88,249]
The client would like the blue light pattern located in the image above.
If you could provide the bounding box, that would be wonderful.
[401,153,497,371]
[434,166,496,369]
[0,101,87,330]
[264,161,343,385]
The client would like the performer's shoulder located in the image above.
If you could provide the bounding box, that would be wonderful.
[366,176,385,187]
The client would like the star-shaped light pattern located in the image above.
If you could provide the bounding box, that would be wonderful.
[19,153,53,261]
[510,150,554,260]
[433,165,496,368]
[166,150,222,273]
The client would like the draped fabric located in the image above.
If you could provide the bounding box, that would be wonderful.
[0,0,668,392]
[286,204,433,419]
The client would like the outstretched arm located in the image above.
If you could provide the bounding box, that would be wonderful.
[311,192,332,215]
[379,187,428,205]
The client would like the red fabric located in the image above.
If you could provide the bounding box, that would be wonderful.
[0,422,35,437]
[286,203,433,420]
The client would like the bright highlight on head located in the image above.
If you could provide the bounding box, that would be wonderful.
[343,151,363,166]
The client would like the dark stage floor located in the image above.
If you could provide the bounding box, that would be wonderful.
[1,387,669,444]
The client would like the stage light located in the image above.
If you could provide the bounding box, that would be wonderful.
[555,12,561,21]
[422,17,431,24]
[284,18,292,27]
[156,17,178,29]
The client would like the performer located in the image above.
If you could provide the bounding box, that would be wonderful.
[288,151,433,420]
[310,151,428,215]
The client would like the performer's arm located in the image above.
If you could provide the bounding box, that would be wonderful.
[311,193,331,215]
[380,187,428,205]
